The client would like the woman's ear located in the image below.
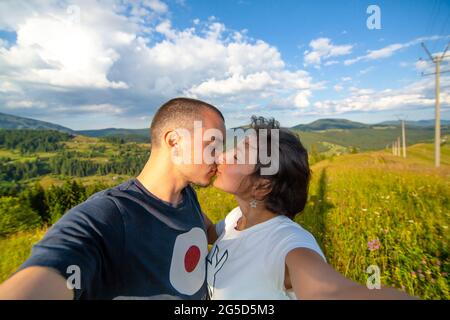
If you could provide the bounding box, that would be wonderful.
[253,178,272,200]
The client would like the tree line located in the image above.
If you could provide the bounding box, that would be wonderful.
[0,181,110,237]
[0,129,71,154]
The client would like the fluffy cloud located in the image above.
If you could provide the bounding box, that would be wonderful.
[0,0,318,128]
[303,38,353,67]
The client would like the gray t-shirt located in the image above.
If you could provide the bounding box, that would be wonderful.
[19,178,208,300]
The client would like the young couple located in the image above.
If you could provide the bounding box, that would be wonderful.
[0,98,414,300]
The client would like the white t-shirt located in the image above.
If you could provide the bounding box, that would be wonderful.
[207,206,326,300]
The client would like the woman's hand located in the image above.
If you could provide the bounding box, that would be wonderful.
[286,247,418,300]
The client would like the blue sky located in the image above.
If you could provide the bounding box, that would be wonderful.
[0,0,449,129]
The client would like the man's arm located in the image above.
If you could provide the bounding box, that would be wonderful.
[0,266,73,300]
[202,212,218,244]
[0,196,125,300]
[286,247,417,300]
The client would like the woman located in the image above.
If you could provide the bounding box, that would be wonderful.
[203,116,414,300]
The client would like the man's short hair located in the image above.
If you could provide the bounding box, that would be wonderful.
[150,97,225,148]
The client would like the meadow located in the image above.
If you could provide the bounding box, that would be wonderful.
[0,133,448,299]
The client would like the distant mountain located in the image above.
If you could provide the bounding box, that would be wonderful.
[0,112,74,133]
[291,118,370,131]
[75,128,150,143]
[76,128,149,138]
[375,120,450,127]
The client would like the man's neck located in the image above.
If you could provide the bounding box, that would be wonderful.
[137,153,188,207]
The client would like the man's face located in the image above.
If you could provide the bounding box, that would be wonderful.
[176,110,226,187]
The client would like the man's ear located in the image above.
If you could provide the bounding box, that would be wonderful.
[253,178,272,200]
[163,130,180,148]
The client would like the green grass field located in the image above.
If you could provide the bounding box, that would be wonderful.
[298,149,449,299]
[0,141,448,299]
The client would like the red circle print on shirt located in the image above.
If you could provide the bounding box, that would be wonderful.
[169,227,207,295]
[184,245,201,272]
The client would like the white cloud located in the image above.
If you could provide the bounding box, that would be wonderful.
[309,76,450,115]
[6,99,47,109]
[143,0,168,13]
[344,35,450,65]
[0,1,135,89]
[324,60,339,66]
[304,38,353,67]
[293,90,312,108]
[359,66,374,75]
[0,80,21,93]
[415,59,430,72]
[77,103,124,115]
[334,84,343,92]
[187,72,275,97]
[0,0,321,127]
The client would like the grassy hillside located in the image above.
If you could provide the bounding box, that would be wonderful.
[0,136,448,299]
[294,127,450,152]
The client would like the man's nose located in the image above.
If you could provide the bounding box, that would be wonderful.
[215,152,226,165]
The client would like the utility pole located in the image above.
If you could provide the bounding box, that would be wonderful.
[397,137,401,157]
[402,120,406,158]
[421,42,449,167]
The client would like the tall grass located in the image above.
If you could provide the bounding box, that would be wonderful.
[296,151,449,299]
[0,228,47,282]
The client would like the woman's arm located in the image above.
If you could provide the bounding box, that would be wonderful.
[202,212,219,245]
[286,247,417,300]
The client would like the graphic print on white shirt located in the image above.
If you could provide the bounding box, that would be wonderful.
[169,227,208,295]
[206,207,326,300]
[206,245,228,297]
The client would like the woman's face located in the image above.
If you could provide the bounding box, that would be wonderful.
[213,138,257,197]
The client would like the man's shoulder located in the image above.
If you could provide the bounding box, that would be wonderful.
[87,179,136,201]
[64,180,137,223]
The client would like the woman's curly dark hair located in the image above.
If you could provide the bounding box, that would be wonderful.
[248,116,311,219]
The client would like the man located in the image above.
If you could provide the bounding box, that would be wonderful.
[0,97,225,300]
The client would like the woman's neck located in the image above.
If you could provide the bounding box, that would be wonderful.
[235,197,278,231]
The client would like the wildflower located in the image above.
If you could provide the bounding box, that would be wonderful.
[367,238,381,251]
[410,271,416,277]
